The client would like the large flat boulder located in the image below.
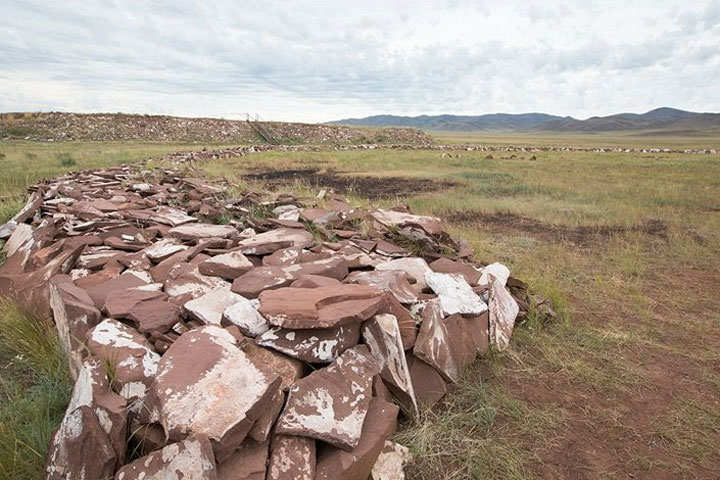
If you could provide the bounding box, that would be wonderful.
[151,325,281,462]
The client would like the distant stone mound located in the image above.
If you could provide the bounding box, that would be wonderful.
[0,111,433,145]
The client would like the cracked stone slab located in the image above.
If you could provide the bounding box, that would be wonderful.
[231,257,348,298]
[374,257,433,289]
[275,345,380,450]
[256,323,362,363]
[412,298,460,383]
[46,357,127,477]
[151,325,281,462]
[235,227,314,255]
[217,438,269,480]
[478,262,511,287]
[257,284,383,329]
[362,314,418,416]
[168,222,237,240]
[242,343,304,391]
[345,270,419,304]
[199,250,254,279]
[371,209,442,236]
[152,206,198,227]
[144,238,188,263]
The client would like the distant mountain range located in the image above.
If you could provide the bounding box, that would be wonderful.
[329,108,720,134]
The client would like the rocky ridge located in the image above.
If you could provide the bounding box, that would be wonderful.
[0,112,432,145]
[0,162,553,479]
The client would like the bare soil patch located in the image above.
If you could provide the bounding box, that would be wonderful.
[243,168,458,199]
[448,211,668,246]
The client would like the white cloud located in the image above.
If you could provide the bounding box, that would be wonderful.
[1,0,718,121]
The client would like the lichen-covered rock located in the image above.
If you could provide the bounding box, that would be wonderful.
[275,345,380,450]
[150,325,281,462]
[315,397,400,480]
[86,318,160,404]
[488,277,519,351]
[371,441,413,480]
[425,271,487,316]
[267,435,316,480]
[115,434,217,480]
[362,314,418,416]
[256,323,361,363]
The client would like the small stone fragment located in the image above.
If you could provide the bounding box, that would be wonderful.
[222,296,270,337]
[370,441,412,480]
[267,435,316,480]
[184,285,244,325]
[199,250,254,279]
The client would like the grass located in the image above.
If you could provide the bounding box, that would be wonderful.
[191,144,720,477]
[0,301,72,479]
[1,135,719,478]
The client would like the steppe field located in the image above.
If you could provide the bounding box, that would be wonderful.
[1,133,719,479]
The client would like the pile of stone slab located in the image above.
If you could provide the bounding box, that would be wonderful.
[0,165,547,479]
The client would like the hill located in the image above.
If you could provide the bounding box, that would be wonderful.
[0,112,432,145]
[330,108,720,134]
[329,113,566,131]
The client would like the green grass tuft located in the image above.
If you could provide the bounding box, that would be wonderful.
[0,301,72,479]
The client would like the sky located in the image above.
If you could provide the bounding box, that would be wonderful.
[1,0,719,122]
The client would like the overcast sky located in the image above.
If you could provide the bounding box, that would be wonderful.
[1,0,719,122]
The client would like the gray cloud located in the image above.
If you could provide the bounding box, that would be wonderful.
[1,0,718,121]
